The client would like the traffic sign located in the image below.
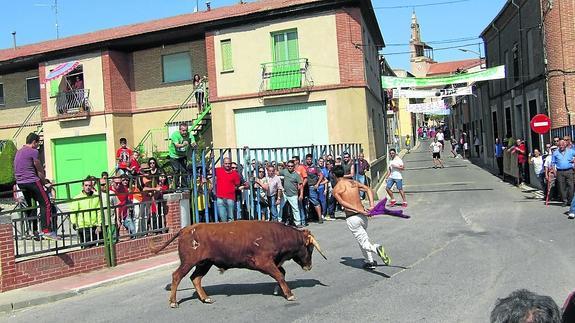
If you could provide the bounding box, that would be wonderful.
[530,114,551,134]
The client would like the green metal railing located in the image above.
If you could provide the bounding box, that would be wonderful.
[136,78,211,158]
[259,58,313,92]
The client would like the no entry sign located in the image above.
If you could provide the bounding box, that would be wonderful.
[530,114,551,134]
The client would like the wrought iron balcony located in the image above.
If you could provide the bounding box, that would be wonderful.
[259,58,313,94]
[56,89,90,115]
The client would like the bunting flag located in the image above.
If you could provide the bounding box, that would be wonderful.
[407,100,447,113]
[381,65,505,89]
[392,86,473,99]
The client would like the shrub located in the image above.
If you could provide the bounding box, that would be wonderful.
[0,140,16,185]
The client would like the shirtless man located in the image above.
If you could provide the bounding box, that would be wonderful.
[332,165,391,270]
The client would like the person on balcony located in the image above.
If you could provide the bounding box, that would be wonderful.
[169,123,195,189]
[193,74,205,113]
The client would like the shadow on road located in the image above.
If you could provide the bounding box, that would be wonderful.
[405,165,469,171]
[339,257,392,278]
[172,278,327,305]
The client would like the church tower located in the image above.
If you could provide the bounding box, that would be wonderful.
[409,11,435,77]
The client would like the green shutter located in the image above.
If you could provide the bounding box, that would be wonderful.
[221,40,233,71]
[270,30,300,90]
[50,79,60,97]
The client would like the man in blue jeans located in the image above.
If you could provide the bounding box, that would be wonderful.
[215,157,245,222]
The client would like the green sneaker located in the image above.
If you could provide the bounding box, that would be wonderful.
[376,245,391,266]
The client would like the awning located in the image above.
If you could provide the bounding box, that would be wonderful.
[45,61,80,82]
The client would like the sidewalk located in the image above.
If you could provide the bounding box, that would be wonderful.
[0,251,179,313]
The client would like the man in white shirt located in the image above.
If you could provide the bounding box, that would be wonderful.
[384,149,407,207]
[430,138,445,169]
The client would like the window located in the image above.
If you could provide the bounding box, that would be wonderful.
[221,39,233,72]
[512,44,519,83]
[26,77,40,102]
[270,30,300,90]
[0,83,4,105]
[162,52,192,83]
[504,50,510,90]
[272,30,298,62]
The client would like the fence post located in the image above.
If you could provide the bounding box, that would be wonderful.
[0,216,16,292]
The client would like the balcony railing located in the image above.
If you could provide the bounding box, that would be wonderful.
[259,58,313,93]
[56,89,90,115]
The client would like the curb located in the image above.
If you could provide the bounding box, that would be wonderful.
[0,259,179,314]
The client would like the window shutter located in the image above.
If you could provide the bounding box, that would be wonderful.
[221,40,233,71]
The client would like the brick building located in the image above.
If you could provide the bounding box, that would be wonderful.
[0,0,387,192]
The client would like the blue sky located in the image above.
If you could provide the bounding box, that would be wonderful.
[0,0,507,71]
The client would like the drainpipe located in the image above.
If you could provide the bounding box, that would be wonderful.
[540,0,554,141]
[491,22,502,140]
[511,0,528,144]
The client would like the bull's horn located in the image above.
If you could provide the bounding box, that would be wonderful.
[310,236,327,260]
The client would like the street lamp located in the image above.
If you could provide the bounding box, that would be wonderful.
[458,48,485,69]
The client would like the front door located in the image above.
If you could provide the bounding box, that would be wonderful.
[53,134,108,199]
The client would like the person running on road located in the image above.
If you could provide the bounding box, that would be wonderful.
[384,149,407,207]
[430,138,444,169]
[332,165,391,270]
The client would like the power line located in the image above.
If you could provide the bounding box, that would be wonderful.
[386,37,481,47]
[374,0,470,10]
[381,42,482,55]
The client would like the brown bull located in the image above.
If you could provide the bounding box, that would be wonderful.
[149,220,326,308]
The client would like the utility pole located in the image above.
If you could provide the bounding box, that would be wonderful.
[53,0,59,39]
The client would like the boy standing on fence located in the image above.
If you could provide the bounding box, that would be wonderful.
[116,138,132,176]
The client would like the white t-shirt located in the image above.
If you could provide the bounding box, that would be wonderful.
[388,157,404,180]
[531,156,544,175]
[436,132,444,141]
[430,142,442,153]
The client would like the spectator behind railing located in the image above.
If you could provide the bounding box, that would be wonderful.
[69,177,102,247]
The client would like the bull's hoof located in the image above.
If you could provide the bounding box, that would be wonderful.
[286,295,296,301]
[202,298,215,304]
[170,302,179,308]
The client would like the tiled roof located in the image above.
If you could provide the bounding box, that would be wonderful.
[0,0,322,62]
[426,58,484,76]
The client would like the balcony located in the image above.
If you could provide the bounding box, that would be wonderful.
[56,89,90,115]
[259,58,313,96]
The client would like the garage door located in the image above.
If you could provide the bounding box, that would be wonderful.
[235,101,328,148]
[53,134,108,199]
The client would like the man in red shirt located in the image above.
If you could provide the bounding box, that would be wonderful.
[215,157,245,222]
[512,139,527,185]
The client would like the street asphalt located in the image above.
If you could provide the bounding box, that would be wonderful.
[2,141,575,322]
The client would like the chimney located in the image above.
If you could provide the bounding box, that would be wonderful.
[206,1,211,11]
[11,31,16,49]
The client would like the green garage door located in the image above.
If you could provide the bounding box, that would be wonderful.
[53,134,108,199]
[235,101,328,148]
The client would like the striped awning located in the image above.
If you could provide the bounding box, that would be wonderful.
[45,61,80,81]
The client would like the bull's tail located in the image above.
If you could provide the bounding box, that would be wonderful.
[148,230,181,255]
